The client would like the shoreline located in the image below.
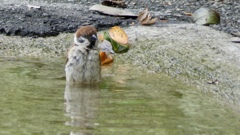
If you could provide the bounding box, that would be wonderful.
[1,24,240,111]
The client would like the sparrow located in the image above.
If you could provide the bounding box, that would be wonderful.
[65,25,101,83]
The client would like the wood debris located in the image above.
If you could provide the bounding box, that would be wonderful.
[138,6,158,25]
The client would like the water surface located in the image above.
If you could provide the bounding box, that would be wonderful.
[0,57,240,135]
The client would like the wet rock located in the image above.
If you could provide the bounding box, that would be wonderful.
[0,4,135,37]
[1,0,239,38]
[120,25,240,106]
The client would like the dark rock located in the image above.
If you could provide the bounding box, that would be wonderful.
[0,5,135,37]
[0,0,239,37]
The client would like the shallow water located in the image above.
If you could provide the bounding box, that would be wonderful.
[0,57,240,135]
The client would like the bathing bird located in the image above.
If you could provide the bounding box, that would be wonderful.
[65,25,101,83]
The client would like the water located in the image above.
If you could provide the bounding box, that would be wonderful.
[0,57,240,135]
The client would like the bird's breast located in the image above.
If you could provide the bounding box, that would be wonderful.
[65,47,101,83]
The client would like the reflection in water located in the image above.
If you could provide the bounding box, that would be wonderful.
[64,83,100,135]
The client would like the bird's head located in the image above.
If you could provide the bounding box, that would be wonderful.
[74,26,98,49]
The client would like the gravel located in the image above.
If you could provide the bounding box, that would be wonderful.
[0,0,239,37]
[126,0,239,36]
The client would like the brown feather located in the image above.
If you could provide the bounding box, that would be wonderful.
[67,25,97,63]
[75,25,97,38]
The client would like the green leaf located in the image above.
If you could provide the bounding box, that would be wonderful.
[103,31,129,53]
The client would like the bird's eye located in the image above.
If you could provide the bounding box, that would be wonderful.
[78,37,85,43]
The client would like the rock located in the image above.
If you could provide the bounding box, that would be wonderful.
[0,3,135,37]
[1,0,239,37]
[120,25,240,106]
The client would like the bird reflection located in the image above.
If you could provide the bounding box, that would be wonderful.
[64,83,100,135]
